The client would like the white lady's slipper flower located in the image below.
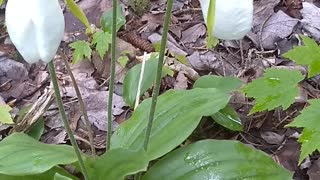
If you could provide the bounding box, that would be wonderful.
[199,0,253,40]
[5,0,65,63]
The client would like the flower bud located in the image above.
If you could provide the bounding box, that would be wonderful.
[199,0,253,40]
[5,0,65,63]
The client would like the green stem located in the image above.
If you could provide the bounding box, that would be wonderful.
[143,0,174,150]
[48,61,89,180]
[58,49,96,157]
[106,0,117,150]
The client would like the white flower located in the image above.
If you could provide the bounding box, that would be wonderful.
[199,0,253,40]
[5,0,65,63]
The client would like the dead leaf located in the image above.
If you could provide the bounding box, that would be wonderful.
[41,128,67,144]
[187,51,219,71]
[301,2,320,41]
[261,11,298,49]
[148,33,187,56]
[174,71,188,90]
[63,60,125,131]
[308,158,320,180]
[260,131,285,144]
[0,57,32,101]
[274,139,300,172]
[252,0,281,31]
[181,23,206,44]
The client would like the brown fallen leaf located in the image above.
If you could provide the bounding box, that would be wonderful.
[181,23,206,44]
[308,158,320,180]
[174,71,188,90]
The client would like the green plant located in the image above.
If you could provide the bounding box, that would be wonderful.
[0,1,296,180]
[69,5,126,64]
[283,35,320,163]
[242,68,304,114]
[0,105,13,124]
[241,34,320,165]
[283,35,320,78]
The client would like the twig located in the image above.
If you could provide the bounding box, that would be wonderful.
[107,0,117,150]
[48,61,89,180]
[259,13,273,51]
[58,48,96,157]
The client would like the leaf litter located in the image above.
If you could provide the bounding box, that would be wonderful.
[1,0,320,178]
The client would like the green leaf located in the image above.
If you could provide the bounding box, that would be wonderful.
[296,128,320,164]
[143,139,292,180]
[172,53,188,65]
[286,99,320,163]
[86,149,148,180]
[54,173,73,180]
[92,31,112,59]
[0,167,78,180]
[0,133,77,176]
[211,105,243,131]
[100,5,126,34]
[123,54,159,107]
[117,56,129,68]
[0,0,3,6]
[153,42,161,52]
[0,105,13,124]
[16,105,32,123]
[193,75,243,93]
[287,99,320,129]
[242,68,304,114]
[111,88,230,160]
[193,75,243,131]
[162,66,174,77]
[69,40,92,64]
[283,35,320,78]
[27,117,44,140]
[65,0,91,29]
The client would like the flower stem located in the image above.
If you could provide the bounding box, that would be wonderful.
[143,0,174,150]
[58,48,96,157]
[48,61,89,180]
[106,0,118,150]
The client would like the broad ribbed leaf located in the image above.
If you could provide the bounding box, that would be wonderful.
[0,133,77,175]
[100,5,126,33]
[86,148,148,180]
[27,117,44,140]
[123,54,158,107]
[193,75,242,92]
[143,140,292,180]
[0,166,77,180]
[111,88,230,160]
[193,75,243,131]
[211,105,243,131]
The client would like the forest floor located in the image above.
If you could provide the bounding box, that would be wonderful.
[1,0,320,179]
